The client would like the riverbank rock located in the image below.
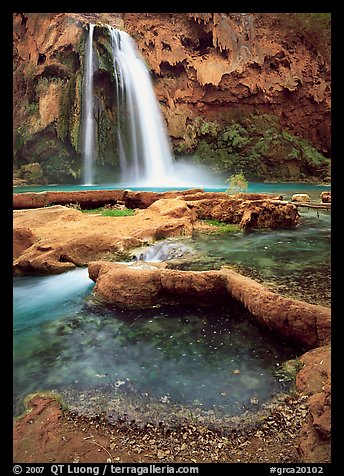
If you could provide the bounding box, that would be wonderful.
[13,188,204,210]
[13,227,38,259]
[13,193,301,274]
[296,345,331,463]
[320,191,331,203]
[291,194,311,202]
[188,198,299,229]
[88,261,330,349]
[146,198,197,221]
[13,202,195,274]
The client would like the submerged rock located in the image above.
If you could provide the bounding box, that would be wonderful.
[88,261,330,349]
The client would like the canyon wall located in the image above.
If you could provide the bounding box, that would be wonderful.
[13,13,331,184]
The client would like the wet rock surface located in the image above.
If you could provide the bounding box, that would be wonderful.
[88,261,330,349]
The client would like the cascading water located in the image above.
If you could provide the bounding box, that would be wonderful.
[108,26,175,186]
[82,24,96,185]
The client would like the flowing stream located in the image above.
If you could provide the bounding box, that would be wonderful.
[13,201,330,427]
[13,269,297,426]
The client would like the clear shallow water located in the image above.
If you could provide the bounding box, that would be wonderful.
[13,181,330,202]
[13,181,330,426]
[163,209,330,306]
[13,269,297,423]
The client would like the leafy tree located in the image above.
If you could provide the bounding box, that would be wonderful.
[226,172,248,194]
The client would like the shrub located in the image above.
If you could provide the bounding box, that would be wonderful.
[226,173,248,194]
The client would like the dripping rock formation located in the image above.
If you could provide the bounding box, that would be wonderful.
[13,12,331,184]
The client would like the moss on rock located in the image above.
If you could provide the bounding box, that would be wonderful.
[177,114,330,182]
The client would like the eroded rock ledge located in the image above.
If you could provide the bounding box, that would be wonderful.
[13,192,298,274]
[13,188,283,209]
[88,261,330,350]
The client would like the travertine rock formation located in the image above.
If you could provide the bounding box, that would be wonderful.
[13,13,331,183]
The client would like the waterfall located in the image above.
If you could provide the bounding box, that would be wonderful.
[82,24,96,185]
[108,27,175,186]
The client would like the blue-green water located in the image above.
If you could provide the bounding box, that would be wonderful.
[13,268,298,423]
[13,181,330,202]
[13,181,330,425]
[177,209,331,306]
[132,208,330,306]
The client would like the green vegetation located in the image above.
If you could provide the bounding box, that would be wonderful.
[202,219,241,233]
[226,173,248,194]
[43,153,80,183]
[81,207,135,217]
[182,113,330,182]
[274,358,304,384]
[15,124,32,150]
[97,109,118,166]
[69,72,83,152]
[27,101,39,115]
[57,78,76,142]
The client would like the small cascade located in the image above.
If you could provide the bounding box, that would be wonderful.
[82,24,96,185]
[108,27,175,185]
[132,240,197,262]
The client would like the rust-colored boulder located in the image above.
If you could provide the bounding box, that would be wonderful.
[320,191,331,203]
[147,198,197,221]
[92,263,163,307]
[239,200,299,229]
[13,190,299,230]
[13,190,126,210]
[187,198,242,223]
[178,192,229,201]
[13,192,50,209]
[13,189,206,210]
[296,345,331,396]
[221,268,330,349]
[291,194,311,202]
[307,382,331,438]
[160,268,226,300]
[188,198,299,229]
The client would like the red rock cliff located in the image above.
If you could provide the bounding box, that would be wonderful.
[13,13,331,184]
